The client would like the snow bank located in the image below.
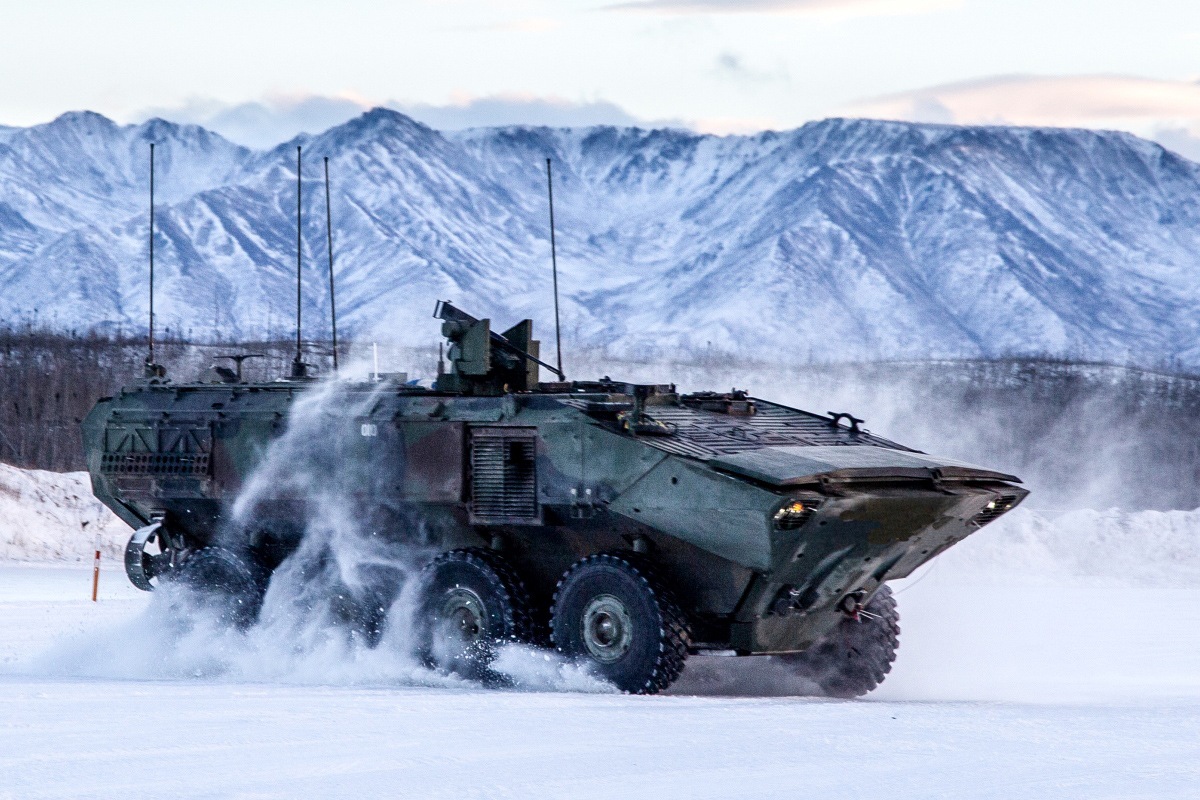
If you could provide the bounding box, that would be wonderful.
[0,462,127,562]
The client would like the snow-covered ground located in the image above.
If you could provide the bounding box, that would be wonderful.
[2,467,1200,798]
[2,562,1198,798]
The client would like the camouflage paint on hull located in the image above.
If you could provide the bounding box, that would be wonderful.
[82,373,1025,655]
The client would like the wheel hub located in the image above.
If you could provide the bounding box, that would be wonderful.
[439,587,487,645]
[582,594,633,663]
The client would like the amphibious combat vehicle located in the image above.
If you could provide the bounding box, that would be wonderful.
[83,301,1026,695]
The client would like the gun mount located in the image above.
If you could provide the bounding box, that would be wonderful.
[433,300,563,394]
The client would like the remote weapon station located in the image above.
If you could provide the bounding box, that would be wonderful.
[83,151,1026,696]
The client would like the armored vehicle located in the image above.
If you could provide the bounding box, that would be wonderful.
[83,301,1026,695]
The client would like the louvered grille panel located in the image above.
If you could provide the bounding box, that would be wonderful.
[101,420,214,478]
[471,429,539,523]
[101,452,211,476]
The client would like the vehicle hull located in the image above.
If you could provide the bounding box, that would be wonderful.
[83,380,1026,655]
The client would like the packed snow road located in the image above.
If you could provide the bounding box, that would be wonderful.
[2,560,1198,799]
[4,677,1197,800]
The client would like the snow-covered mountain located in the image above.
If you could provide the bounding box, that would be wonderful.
[2,108,1199,366]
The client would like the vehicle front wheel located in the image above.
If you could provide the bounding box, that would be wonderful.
[777,584,900,698]
[551,553,690,694]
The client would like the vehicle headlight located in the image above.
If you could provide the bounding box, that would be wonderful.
[773,500,815,530]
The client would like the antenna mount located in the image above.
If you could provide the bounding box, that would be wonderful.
[216,353,265,382]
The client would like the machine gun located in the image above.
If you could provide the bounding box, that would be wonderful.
[433,301,565,394]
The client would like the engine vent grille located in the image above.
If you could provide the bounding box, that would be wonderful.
[101,452,211,476]
[970,494,1018,528]
[470,427,539,524]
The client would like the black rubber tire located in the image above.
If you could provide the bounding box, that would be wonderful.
[173,547,268,628]
[414,548,533,682]
[328,561,406,647]
[551,552,690,695]
[778,584,900,699]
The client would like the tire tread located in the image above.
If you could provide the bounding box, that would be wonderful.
[418,548,535,679]
[551,551,690,695]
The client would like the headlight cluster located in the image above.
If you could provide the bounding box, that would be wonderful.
[970,494,1019,528]
[773,500,815,530]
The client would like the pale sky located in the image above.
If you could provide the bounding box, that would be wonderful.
[4,0,1200,152]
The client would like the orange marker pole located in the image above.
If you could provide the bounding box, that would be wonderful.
[91,533,101,602]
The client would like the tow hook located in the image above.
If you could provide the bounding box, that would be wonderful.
[839,590,875,621]
[770,585,803,617]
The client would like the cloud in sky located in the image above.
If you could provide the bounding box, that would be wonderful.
[131,74,1200,161]
[608,0,958,16]
[836,74,1200,161]
[712,52,789,84]
[133,94,675,149]
[457,17,563,33]
[135,96,369,150]
[402,93,663,129]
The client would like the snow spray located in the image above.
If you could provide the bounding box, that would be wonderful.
[31,365,606,692]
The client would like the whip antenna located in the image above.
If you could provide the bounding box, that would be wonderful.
[324,156,338,372]
[291,146,306,378]
[143,142,163,379]
[148,143,155,365]
[545,158,564,381]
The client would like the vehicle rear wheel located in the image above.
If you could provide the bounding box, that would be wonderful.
[551,553,690,694]
[778,584,900,698]
[414,548,533,682]
[327,561,405,647]
[173,546,269,628]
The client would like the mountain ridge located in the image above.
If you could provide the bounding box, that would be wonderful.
[1,109,1198,367]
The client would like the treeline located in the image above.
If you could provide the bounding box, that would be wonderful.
[0,327,337,472]
[4,330,1200,511]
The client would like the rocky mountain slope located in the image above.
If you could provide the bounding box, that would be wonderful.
[2,110,1198,366]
